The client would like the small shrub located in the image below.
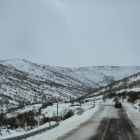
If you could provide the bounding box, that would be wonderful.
[36,107,42,116]
[16,111,37,129]
[107,93,116,98]
[42,117,50,124]
[0,113,6,127]
[7,118,18,129]
[62,110,74,120]
[42,102,53,108]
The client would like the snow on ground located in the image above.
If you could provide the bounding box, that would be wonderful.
[42,103,72,117]
[3,97,140,140]
[116,88,140,94]
[26,105,99,140]
[41,102,98,118]
[123,103,140,129]
[96,98,115,105]
[133,100,139,110]
[0,102,97,139]
[6,104,42,118]
[92,95,114,105]
[0,122,56,139]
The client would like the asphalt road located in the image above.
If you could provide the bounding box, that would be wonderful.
[58,105,140,140]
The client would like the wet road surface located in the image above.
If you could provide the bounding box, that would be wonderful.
[57,105,140,140]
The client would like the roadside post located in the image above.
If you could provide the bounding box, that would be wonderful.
[138,95,140,112]
[57,102,58,124]
[94,98,96,103]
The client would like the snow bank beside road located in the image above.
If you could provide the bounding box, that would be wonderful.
[123,103,140,129]
[27,105,99,140]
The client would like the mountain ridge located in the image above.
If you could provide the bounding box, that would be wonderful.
[1,58,140,112]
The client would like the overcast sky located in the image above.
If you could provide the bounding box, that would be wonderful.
[0,0,140,67]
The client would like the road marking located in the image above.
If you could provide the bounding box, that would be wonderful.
[101,117,110,140]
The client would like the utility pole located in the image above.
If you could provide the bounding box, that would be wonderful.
[139,98,140,112]
[57,102,58,124]
[138,95,140,112]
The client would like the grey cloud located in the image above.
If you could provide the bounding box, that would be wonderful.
[0,0,140,67]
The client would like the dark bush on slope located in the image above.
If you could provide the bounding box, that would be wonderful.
[62,110,74,120]
[106,93,116,98]
[16,111,37,129]
[0,113,6,127]
[42,102,53,108]
[127,91,140,103]
[106,91,140,103]
[0,111,38,129]
[7,117,18,129]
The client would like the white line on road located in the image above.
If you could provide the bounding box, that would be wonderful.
[101,117,110,140]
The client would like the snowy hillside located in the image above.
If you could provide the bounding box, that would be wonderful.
[0,59,95,89]
[0,59,96,112]
[73,66,140,88]
[1,59,140,139]
[87,71,140,102]
[1,58,140,111]
[1,59,140,89]
[0,64,92,113]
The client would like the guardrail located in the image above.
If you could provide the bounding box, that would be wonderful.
[1,123,59,140]
[88,104,95,110]
[133,106,138,109]
[77,104,95,115]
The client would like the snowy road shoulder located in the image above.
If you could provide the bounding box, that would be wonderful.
[27,105,99,140]
[123,103,140,130]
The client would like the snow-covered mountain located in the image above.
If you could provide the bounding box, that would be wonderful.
[1,59,140,88]
[1,58,140,110]
[0,59,96,89]
[0,64,92,112]
[86,71,140,100]
[73,66,140,88]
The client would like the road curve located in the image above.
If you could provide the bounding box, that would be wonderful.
[57,105,140,140]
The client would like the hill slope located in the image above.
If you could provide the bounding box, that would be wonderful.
[86,71,140,102]
[1,59,140,111]
[1,59,140,88]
